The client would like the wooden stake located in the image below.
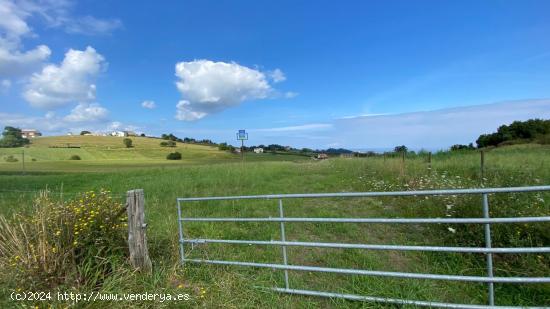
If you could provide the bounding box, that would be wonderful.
[126,189,152,273]
[480,150,485,185]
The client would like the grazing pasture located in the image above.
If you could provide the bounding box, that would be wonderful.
[0,142,548,308]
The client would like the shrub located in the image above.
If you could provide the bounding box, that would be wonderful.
[0,190,127,289]
[123,138,133,148]
[4,155,18,162]
[166,151,182,160]
[160,140,176,147]
[69,155,81,160]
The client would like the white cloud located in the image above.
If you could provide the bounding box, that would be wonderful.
[23,46,106,108]
[63,102,108,122]
[64,16,122,36]
[284,91,298,98]
[109,121,121,129]
[1,78,11,91]
[269,68,286,83]
[0,44,51,77]
[333,99,550,150]
[0,0,119,81]
[174,60,279,121]
[141,100,156,109]
[255,123,333,133]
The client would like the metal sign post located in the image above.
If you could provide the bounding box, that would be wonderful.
[236,130,248,162]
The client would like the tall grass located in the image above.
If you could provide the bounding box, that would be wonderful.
[0,144,548,307]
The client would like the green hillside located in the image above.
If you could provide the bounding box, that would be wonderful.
[0,135,309,172]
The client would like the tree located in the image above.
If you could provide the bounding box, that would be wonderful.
[140,133,146,137]
[218,142,229,151]
[394,145,408,153]
[450,144,475,151]
[476,119,550,147]
[0,126,30,148]
[80,131,91,135]
[123,138,133,148]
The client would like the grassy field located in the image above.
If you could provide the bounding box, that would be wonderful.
[0,136,309,172]
[0,142,548,308]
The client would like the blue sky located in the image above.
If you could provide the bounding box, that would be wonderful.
[1,0,550,150]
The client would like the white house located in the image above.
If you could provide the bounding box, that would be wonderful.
[21,129,42,138]
[253,147,264,153]
[110,131,126,137]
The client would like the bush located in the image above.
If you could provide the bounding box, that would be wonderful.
[69,155,81,160]
[4,155,18,162]
[0,190,127,289]
[160,140,176,147]
[166,151,182,160]
[123,138,133,148]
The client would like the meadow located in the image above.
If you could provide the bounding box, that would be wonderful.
[0,139,548,308]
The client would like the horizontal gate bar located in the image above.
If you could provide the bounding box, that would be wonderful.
[183,258,550,283]
[182,238,550,253]
[270,288,544,309]
[177,185,550,201]
[180,216,550,224]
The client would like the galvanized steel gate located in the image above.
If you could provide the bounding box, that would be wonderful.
[177,186,550,308]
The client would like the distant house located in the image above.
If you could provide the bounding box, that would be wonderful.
[110,131,126,137]
[253,147,264,154]
[21,129,42,138]
[317,153,329,160]
[234,148,241,153]
[124,131,137,137]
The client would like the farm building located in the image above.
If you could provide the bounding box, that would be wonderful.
[110,131,126,137]
[317,153,329,160]
[254,147,264,153]
[21,129,42,138]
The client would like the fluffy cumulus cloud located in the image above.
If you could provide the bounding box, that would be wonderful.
[141,100,156,109]
[174,60,287,121]
[0,0,51,78]
[63,102,108,122]
[23,46,106,108]
[0,0,119,81]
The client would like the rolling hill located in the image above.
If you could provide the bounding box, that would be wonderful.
[0,135,309,172]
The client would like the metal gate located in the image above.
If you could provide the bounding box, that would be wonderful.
[176,186,550,308]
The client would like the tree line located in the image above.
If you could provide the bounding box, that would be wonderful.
[476,119,550,148]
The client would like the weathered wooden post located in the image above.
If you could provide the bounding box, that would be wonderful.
[427,152,432,170]
[126,189,152,273]
[480,150,485,185]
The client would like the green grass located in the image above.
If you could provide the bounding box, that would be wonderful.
[0,144,548,308]
[0,135,309,172]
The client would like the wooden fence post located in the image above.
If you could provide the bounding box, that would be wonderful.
[480,150,485,185]
[126,189,152,273]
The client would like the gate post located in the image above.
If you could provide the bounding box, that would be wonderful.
[482,193,494,305]
[127,189,152,273]
[279,199,290,289]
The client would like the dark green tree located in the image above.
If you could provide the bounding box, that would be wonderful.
[0,126,30,147]
[123,138,133,148]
